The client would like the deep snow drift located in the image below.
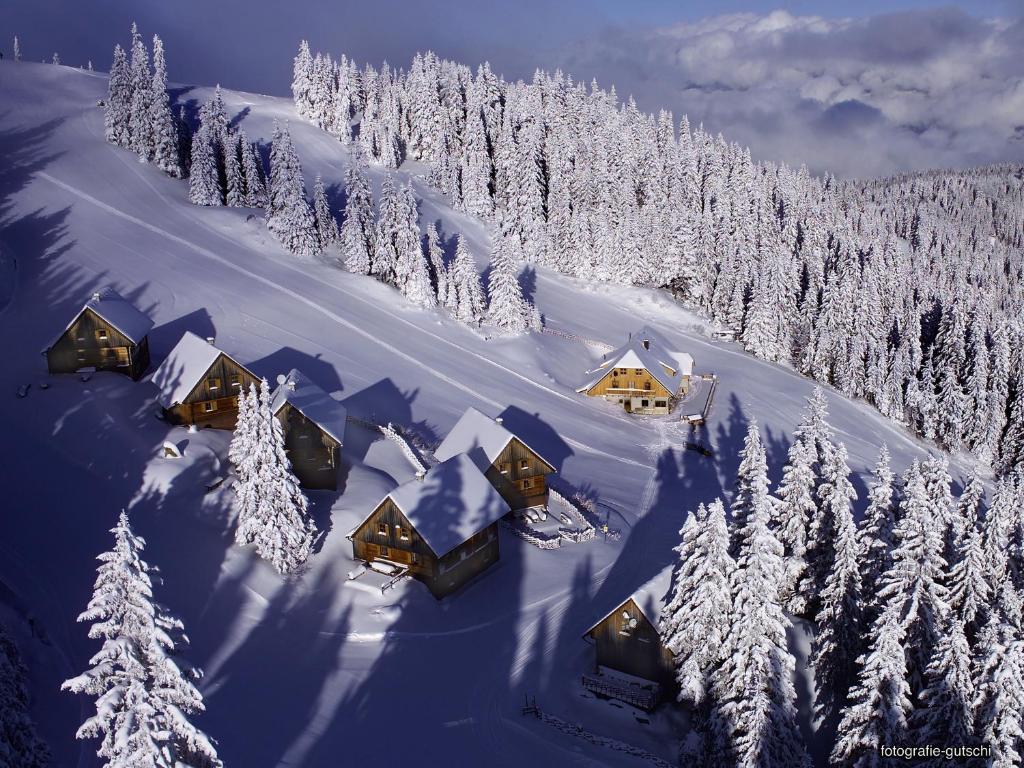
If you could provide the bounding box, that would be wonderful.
[0,61,982,767]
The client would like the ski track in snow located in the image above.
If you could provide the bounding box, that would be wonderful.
[36,170,653,473]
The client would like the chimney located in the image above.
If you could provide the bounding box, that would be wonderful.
[287,379,297,392]
[91,291,101,302]
[642,339,650,350]
[495,417,503,425]
[206,336,216,346]
[415,469,426,481]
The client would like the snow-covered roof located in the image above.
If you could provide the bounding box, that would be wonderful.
[433,407,555,472]
[584,565,675,636]
[51,287,154,347]
[150,332,239,408]
[270,368,347,445]
[577,328,693,394]
[363,453,511,558]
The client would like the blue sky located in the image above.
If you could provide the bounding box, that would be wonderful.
[2,1,1023,175]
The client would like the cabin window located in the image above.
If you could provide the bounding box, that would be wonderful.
[519,458,529,471]
[203,401,217,413]
[611,380,619,388]
[95,328,108,341]
[379,545,389,557]
[641,399,649,408]
[499,462,511,475]
[643,382,651,391]
[521,478,534,490]
[399,527,410,541]
[635,368,643,375]
[655,400,667,408]
[76,350,87,362]
[377,522,388,536]
[208,377,222,392]
[229,375,241,388]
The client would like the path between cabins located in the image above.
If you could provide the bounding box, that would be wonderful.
[37,171,651,473]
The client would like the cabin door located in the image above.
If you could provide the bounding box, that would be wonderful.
[624,399,632,413]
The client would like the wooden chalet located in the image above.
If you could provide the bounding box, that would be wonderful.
[350,453,510,599]
[433,407,556,511]
[45,288,153,380]
[577,328,694,415]
[582,567,676,710]
[150,331,258,430]
[270,369,346,490]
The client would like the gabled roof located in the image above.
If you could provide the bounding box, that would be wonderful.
[271,368,347,444]
[51,287,154,347]
[356,453,511,558]
[584,565,675,637]
[150,332,248,408]
[577,327,693,394]
[434,407,555,473]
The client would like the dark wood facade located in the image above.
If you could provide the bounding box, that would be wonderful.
[482,437,554,510]
[276,402,341,490]
[352,497,500,599]
[586,598,676,696]
[165,353,259,430]
[46,308,151,380]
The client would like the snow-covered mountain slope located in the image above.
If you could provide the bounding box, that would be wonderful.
[0,61,980,767]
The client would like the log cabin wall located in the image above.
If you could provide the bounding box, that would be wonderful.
[277,402,341,490]
[484,437,553,510]
[590,598,677,692]
[585,367,676,414]
[167,354,259,429]
[47,308,151,379]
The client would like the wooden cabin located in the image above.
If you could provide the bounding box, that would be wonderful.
[150,331,258,430]
[45,288,153,380]
[582,567,676,710]
[270,369,346,490]
[349,453,510,599]
[433,407,556,511]
[577,328,694,415]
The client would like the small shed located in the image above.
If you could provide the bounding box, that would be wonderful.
[150,332,258,430]
[270,369,346,490]
[45,288,153,379]
[434,407,556,511]
[349,453,510,599]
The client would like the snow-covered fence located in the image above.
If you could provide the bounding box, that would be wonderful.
[381,422,431,474]
[501,519,562,550]
[541,326,613,353]
[549,484,620,541]
[558,526,595,544]
[531,709,673,768]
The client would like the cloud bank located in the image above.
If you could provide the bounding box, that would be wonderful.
[555,8,1024,177]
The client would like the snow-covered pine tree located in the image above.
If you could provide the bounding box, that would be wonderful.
[312,174,340,247]
[267,122,320,257]
[105,44,132,147]
[188,120,223,206]
[831,603,913,767]
[51,52,59,65]
[291,40,314,117]
[728,420,768,559]
[238,132,267,208]
[856,445,897,632]
[946,475,990,636]
[62,511,222,767]
[973,581,1024,768]
[773,437,816,613]
[0,622,50,768]
[127,23,154,162]
[486,231,537,334]
[149,34,183,178]
[712,423,809,768]
[811,443,862,723]
[224,132,244,207]
[339,160,374,274]
[372,176,401,283]
[229,381,258,482]
[910,614,976,752]
[451,235,486,326]
[660,499,734,708]
[234,380,316,573]
[13,35,21,61]
[424,222,449,306]
[393,183,435,308]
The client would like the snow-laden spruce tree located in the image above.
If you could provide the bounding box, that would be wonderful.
[291,40,314,117]
[982,472,1020,590]
[393,183,435,308]
[856,445,896,631]
[189,120,222,206]
[973,581,1024,768]
[149,34,183,178]
[773,437,816,612]
[831,602,913,768]
[450,235,487,326]
[267,122,320,257]
[62,511,222,767]
[13,36,21,61]
[239,132,268,208]
[910,614,976,751]
[224,133,244,207]
[234,379,316,574]
[0,622,50,768]
[424,223,449,307]
[486,232,538,335]
[339,160,374,274]
[372,176,401,284]
[660,499,734,708]
[711,422,809,768]
[127,23,154,163]
[728,419,767,558]
[105,44,132,147]
[312,175,339,247]
[229,382,258,480]
[811,442,862,723]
